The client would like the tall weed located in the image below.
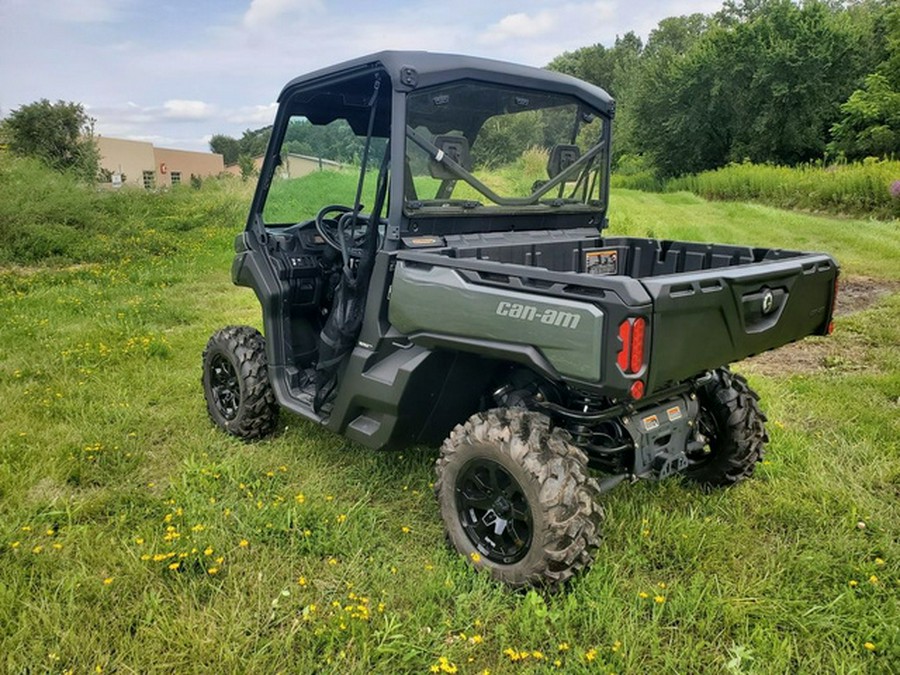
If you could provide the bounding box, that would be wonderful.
[663,159,900,219]
[0,153,249,266]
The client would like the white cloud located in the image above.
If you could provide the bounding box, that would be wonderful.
[226,103,278,126]
[243,0,323,29]
[480,10,559,44]
[481,1,616,45]
[162,99,215,121]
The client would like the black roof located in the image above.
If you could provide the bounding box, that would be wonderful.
[278,50,615,117]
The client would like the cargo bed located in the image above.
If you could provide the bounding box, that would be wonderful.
[390,228,838,395]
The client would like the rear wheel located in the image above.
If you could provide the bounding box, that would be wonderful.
[435,408,603,588]
[684,368,768,488]
[202,326,278,440]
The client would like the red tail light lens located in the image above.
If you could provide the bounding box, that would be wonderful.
[617,317,648,375]
[630,317,646,373]
[827,274,839,335]
[617,320,631,372]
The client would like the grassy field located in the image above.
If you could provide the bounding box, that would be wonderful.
[613,159,900,221]
[1,175,898,673]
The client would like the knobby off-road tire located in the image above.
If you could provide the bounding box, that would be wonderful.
[435,408,604,589]
[684,367,768,489]
[202,325,278,440]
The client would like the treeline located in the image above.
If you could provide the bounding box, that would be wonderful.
[548,0,899,177]
[210,119,375,167]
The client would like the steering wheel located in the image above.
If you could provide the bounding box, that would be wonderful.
[315,204,367,254]
[315,204,385,257]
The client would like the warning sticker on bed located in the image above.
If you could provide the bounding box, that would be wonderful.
[585,249,618,276]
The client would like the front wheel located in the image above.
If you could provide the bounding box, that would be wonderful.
[684,367,768,488]
[435,408,603,589]
[202,326,278,440]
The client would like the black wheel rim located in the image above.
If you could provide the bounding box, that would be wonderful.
[209,353,240,421]
[456,459,533,564]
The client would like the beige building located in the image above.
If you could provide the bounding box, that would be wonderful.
[97,136,224,189]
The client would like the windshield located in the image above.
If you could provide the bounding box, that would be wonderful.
[405,81,607,213]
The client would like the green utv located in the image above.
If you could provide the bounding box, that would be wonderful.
[202,51,839,588]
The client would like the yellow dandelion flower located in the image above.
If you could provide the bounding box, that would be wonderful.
[239,539,249,548]
[638,591,649,599]
[336,514,347,524]
[207,567,219,575]
[32,545,43,554]
[864,642,876,651]
[295,493,306,504]
[204,547,214,556]
[869,575,879,584]
[401,526,411,534]
[658,582,667,589]
[103,577,114,585]
[215,556,224,564]
[654,595,666,604]
[191,524,205,532]
[140,554,150,561]
[52,543,63,550]
[298,576,307,587]
[10,541,20,549]
[875,557,885,566]
[470,551,481,563]
[327,557,338,565]
[585,648,597,662]
[168,562,180,571]
[46,529,55,536]
[471,634,483,644]
[135,537,144,545]
[532,650,544,660]
[558,642,570,651]
[849,579,859,588]
[612,640,622,652]
[21,526,32,532]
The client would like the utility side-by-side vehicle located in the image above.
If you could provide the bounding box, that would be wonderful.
[202,51,839,587]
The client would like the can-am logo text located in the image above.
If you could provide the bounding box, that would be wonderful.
[495,301,582,329]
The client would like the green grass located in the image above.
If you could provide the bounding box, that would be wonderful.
[0,171,898,673]
[614,159,900,220]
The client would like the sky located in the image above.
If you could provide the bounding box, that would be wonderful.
[0,0,725,153]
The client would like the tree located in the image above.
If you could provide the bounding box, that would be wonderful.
[210,134,240,165]
[632,0,868,175]
[2,99,99,181]
[828,74,900,159]
[237,154,257,181]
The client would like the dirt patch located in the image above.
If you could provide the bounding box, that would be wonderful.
[833,276,900,317]
[739,276,898,376]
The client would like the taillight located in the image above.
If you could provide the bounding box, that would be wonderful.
[827,273,839,335]
[617,321,631,371]
[618,317,647,375]
[630,317,646,373]
[618,317,648,399]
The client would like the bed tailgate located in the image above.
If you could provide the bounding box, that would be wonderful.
[641,254,838,392]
